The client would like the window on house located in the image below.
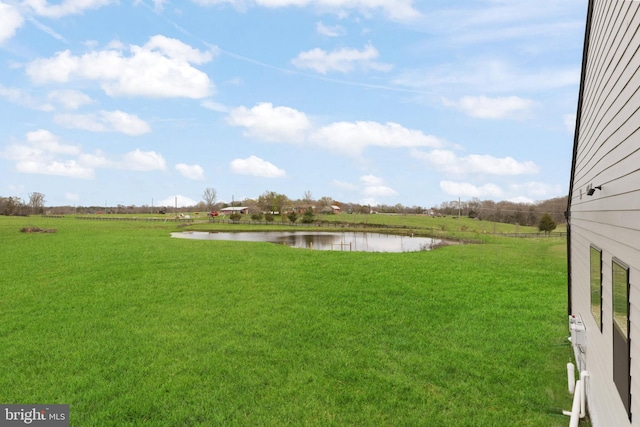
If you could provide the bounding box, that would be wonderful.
[612,258,631,420]
[590,246,602,331]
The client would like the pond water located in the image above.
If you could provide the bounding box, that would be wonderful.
[171,231,442,253]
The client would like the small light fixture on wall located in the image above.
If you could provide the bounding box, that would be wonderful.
[587,185,602,196]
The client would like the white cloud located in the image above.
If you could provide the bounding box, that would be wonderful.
[424,1,581,36]
[176,163,205,180]
[2,130,168,180]
[359,175,397,202]
[133,0,169,12]
[509,181,564,199]
[227,104,447,158]
[440,181,504,198]
[65,192,80,202]
[311,121,445,156]
[363,184,397,197]
[143,34,215,64]
[360,175,383,186]
[15,159,95,179]
[411,149,539,176]
[2,130,92,179]
[291,44,392,74]
[54,110,151,135]
[79,149,167,172]
[316,21,346,37]
[439,180,564,202]
[157,194,198,208]
[201,100,230,112]
[226,102,311,142]
[445,95,534,119]
[564,113,576,134]
[332,179,358,191]
[25,130,82,155]
[507,196,535,204]
[0,85,54,111]
[48,89,94,110]
[77,151,113,168]
[230,155,286,178]
[26,35,215,99]
[393,59,579,95]
[122,149,167,171]
[24,0,116,18]
[0,3,24,44]
[192,0,420,21]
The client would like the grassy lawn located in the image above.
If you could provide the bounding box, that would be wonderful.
[0,216,573,426]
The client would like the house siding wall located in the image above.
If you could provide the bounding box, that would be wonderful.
[570,0,640,426]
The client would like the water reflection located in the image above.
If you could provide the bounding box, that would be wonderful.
[171,231,442,253]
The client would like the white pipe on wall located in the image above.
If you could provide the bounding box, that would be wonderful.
[579,371,589,418]
[568,380,582,427]
[567,362,576,394]
[563,370,589,425]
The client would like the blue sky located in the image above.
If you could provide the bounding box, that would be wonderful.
[0,0,587,208]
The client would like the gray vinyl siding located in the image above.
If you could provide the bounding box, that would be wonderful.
[570,0,640,426]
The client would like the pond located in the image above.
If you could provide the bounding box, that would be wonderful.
[170,231,443,253]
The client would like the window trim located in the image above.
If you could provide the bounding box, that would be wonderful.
[590,245,603,331]
[612,257,631,421]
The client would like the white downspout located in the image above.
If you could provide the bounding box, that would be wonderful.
[567,379,582,427]
[567,362,576,394]
[563,370,589,425]
[579,371,588,418]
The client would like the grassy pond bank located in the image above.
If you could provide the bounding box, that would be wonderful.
[0,215,574,426]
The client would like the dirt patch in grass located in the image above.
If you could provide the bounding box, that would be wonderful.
[20,227,57,233]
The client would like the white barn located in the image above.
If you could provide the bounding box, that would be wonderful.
[568,0,640,425]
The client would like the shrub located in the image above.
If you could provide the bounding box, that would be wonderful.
[229,212,241,223]
[301,208,316,224]
[538,213,557,234]
[251,212,263,221]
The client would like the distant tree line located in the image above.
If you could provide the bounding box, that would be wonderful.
[0,188,568,228]
[430,196,567,226]
[0,193,46,216]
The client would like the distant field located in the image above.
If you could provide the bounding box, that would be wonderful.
[71,211,564,241]
[315,212,565,236]
[0,216,573,426]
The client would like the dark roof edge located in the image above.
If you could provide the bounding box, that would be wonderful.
[567,0,595,316]
[567,0,595,215]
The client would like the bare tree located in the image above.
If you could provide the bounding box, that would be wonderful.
[29,192,46,214]
[1,196,26,216]
[202,188,217,211]
[303,190,314,204]
[318,196,333,209]
[257,190,289,214]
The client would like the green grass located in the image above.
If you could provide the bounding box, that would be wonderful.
[68,211,566,242]
[0,216,574,426]
[318,212,539,232]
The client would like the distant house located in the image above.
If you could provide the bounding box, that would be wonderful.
[293,205,315,214]
[567,1,640,425]
[331,205,341,214]
[220,206,249,215]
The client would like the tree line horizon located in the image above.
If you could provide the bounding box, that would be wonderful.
[1,188,567,227]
